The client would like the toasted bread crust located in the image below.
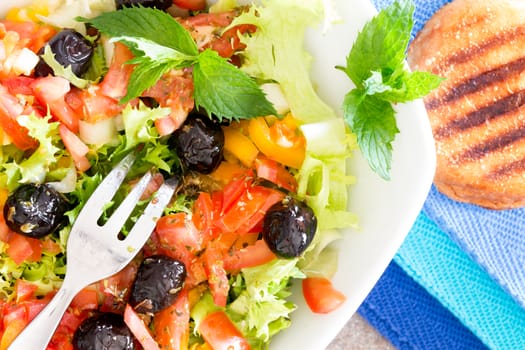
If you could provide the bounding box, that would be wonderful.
[408,0,525,209]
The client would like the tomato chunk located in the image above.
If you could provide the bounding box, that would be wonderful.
[123,304,160,350]
[153,289,190,350]
[302,277,346,314]
[198,311,250,350]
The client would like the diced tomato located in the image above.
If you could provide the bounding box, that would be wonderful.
[2,20,56,53]
[192,192,221,244]
[123,304,160,350]
[216,185,284,234]
[6,233,42,265]
[0,318,26,350]
[99,42,134,100]
[153,288,190,350]
[198,311,250,350]
[14,280,38,303]
[31,76,79,132]
[302,277,346,314]
[173,0,206,10]
[70,287,99,312]
[70,86,124,123]
[143,70,194,132]
[181,11,236,28]
[98,262,138,313]
[156,212,203,252]
[209,24,256,58]
[202,245,229,307]
[40,236,62,255]
[220,172,254,215]
[254,156,298,192]
[0,88,37,150]
[1,76,35,95]
[223,239,276,272]
[58,123,91,172]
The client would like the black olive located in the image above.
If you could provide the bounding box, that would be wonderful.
[115,0,172,10]
[169,112,225,174]
[262,197,317,258]
[3,183,69,238]
[129,255,186,314]
[34,29,93,77]
[73,313,138,350]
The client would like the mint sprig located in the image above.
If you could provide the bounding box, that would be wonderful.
[339,0,442,180]
[82,7,276,120]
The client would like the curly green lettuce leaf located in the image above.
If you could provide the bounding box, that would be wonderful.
[230,0,336,122]
[1,114,62,190]
[226,259,304,346]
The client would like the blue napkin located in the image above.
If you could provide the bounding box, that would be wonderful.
[358,260,487,350]
[359,213,525,349]
[424,186,525,309]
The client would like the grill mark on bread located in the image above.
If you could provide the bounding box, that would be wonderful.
[434,90,525,139]
[434,26,525,73]
[487,158,525,180]
[426,56,525,110]
[455,127,525,162]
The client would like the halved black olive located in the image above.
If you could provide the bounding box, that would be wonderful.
[3,183,69,238]
[129,255,186,314]
[262,197,317,258]
[73,313,138,350]
[168,112,225,175]
[34,29,93,77]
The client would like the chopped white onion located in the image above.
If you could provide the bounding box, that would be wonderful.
[260,83,290,115]
[79,118,118,146]
[12,48,39,76]
[47,166,78,193]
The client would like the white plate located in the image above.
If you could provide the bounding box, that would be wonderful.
[0,0,436,348]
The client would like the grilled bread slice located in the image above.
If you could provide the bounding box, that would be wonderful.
[407,0,525,209]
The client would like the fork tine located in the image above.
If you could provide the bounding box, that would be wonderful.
[75,153,136,226]
[103,171,153,231]
[122,176,180,253]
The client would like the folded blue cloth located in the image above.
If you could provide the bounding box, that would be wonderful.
[424,186,525,309]
[358,260,487,350]
[395,213,525,349]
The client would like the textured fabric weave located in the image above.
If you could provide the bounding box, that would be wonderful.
[358,260,487,350]
[394,213,525,350]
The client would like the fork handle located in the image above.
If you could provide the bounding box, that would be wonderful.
[8,278,82,350]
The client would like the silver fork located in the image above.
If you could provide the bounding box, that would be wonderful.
[8,153,178,350]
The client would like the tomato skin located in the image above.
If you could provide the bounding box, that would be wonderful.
[222,239,276,272]
[100,42,134,100]
[6,233,42,265]
[153,288,190,350]
[172,0,206,10]
[0,88,38,150]
[124,304,160,350]
[198,311,251,350]
[31,76,79,132]
[156,212,203,252]
[254,156,298,192]
[202,245,229,307]
[58,124,91,172]
[302,277,346,314]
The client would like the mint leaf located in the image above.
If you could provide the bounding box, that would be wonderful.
[380,70,444,103]
[193,49,276,120]
[84,7,275,121]
[343,91,397,180]
[343,0,413,86]
[340,0,441,180]
[82,7,198,56]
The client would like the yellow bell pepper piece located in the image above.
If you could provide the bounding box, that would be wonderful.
[222,126,259,167]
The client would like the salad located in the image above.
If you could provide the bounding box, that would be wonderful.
[0,0,439,349]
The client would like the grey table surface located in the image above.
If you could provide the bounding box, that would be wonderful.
[326,314,395,350]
